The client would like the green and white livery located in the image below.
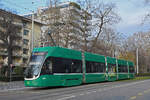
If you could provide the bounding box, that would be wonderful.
[24,46,135,87]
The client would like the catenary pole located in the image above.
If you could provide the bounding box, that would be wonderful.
[136,48,139,74]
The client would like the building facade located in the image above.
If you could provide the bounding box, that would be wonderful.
[25,2,91,50]
[0,9,43,68]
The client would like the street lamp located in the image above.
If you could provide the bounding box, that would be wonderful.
[31,2,34,50]
[136,47,139,75]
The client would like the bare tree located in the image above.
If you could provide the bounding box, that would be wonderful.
[90,2,121,52]
[101,28,122,57]
[78,0,92,52]
[40,0,62,46]
[61,2,83,49]
[121,31,150,73]
[0,9,21,76]
[145,0,150,4]
[90,27,122,57]
[42,1,84,49]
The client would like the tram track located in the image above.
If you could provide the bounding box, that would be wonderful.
[1,79,150,100]
[1,79,148,100]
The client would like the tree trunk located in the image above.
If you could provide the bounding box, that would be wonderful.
[7,46,12,77]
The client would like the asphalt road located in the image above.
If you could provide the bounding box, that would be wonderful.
[0,79,150,100]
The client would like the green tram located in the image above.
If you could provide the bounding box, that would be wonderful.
[24,46,135,87]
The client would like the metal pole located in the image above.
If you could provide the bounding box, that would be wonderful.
[31,11,34,50]
[9,66,11,82]
[136,48,139,74]
[9,64,12,82]
[81,51,86,83]
[116,59,118,80]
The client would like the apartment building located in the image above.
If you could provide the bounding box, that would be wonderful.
[0,9,43,68]
[25,2,90,49]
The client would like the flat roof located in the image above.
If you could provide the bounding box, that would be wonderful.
[0,9,44,25]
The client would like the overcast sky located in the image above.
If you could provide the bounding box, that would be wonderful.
[1,0,150,35]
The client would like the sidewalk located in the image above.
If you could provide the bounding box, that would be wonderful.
[0,81,25,91]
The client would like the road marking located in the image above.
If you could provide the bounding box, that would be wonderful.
[103,85,108,87]
[144,90,147,93]
[57,95,75,100]
[79,93,84,96]
[144,90,149,93]
[86,92,92,94]
[138,93,143,96]
[98,89,102,92]
[30,91,41,94]
[92,90,97,93]
[0,87,33,93]
[147,89,150,92]
[130,96,136,100]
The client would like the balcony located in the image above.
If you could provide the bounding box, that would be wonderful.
[23,44,29,49]
[23,35,29,39]
[0,50,8,56]
[13,52,22,57]
[0,59,4,64]
[22,54,29,59]
[12,62,22,66]
[16,33,22,38]
[13,41,22,47]
[13,22,23,26]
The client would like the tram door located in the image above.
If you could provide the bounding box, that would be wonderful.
[107,64,117,81]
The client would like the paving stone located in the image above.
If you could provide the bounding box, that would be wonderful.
[0,81,24,91]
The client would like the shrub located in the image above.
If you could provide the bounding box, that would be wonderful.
[13,66,23,76]
[136,73,150,76]
[0,75,24,82]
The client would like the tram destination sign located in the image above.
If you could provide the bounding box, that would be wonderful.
[32,52,47,56]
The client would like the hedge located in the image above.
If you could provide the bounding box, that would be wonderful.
[0,75,24,82]
[136,73,150,76]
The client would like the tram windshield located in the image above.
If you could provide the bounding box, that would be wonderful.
[25,52,47,78]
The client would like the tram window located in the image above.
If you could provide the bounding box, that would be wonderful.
[52,57,82,73]
[118,65,128,73]
[52,58,67,73]
[86,61,105,73]
[94,63,99,72]
[125,66,128,72]
[129,66,134,73]
[41,58,51,75]
[118,65,121,72]
[99,63,106,72]
[62,59,72,73]
[118,65,123,72]
[71,60,82,73]
[124,65,128,73]
[86,62,91,73]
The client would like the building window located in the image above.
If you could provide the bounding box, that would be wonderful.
[23,49,28,54]
[23,58,27,63]
[23,22,27,27]
[23,29,29,35]
[23,39,29,45]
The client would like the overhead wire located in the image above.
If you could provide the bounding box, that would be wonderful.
[2,0,34,13]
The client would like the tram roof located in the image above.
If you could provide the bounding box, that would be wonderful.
[84,52,105,63]
[33,46,134,65]
[33,46,82,60]
[106,57,116,64]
